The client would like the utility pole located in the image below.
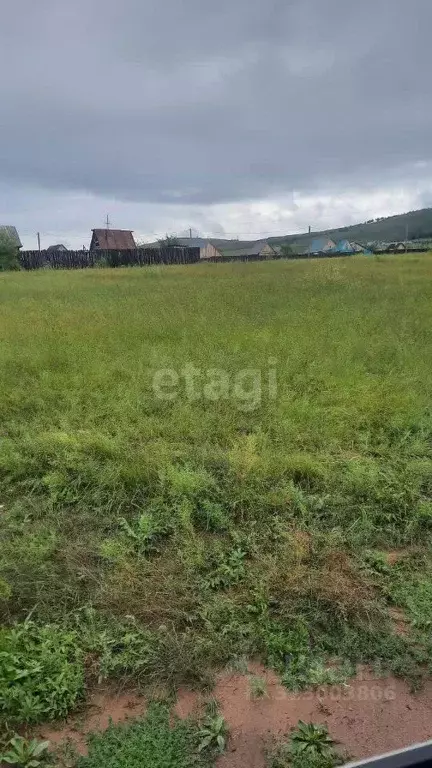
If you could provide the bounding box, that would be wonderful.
[106,214,110,230]
[189,228,192,239]
[37,232,41,252]
[405,222,409,252]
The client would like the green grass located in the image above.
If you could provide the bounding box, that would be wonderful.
[76,702,214,768]
[1,255,432,726]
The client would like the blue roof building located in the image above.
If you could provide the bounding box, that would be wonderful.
[332,239,356,254]
[308,237,336,254]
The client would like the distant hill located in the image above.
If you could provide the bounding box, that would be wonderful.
[147,207,432,254]
[268,207,432,248]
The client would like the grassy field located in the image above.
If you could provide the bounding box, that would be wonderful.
[1,255,432,762]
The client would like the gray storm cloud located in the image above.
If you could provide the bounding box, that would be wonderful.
[1,0,431,208]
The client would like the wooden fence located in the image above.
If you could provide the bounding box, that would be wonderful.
[18,245,429,272]
[19,246,200,271]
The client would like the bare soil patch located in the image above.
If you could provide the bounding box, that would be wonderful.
[212,663,432,768]
[38,689,147,756]
[36,664,432,766]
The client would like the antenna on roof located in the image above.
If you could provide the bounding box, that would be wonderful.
[105,214,110,230]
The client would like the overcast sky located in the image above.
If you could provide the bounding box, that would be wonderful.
[1,0,432,249]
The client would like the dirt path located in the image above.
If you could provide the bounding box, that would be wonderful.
[212,663,432,767]
[38,663,432,766]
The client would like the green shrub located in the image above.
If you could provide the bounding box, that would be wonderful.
[198,713,229,754]
[1,735,50,767]
[0,233,20,272]
[0,622,84,723]
[290,722,339,761]
[266,721,343,768]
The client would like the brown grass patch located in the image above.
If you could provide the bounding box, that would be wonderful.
[388,607,410,637]
[268,547,378,622]
[98,550,198,627]
[385,550,409,567]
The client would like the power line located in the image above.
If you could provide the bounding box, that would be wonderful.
[16,226,307,237]
[19,226,314,247]
[20,232,300,241]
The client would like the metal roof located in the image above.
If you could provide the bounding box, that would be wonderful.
[92,229,136,249]
[175,238,213,248]
[213,240,274,257]
[47,244,68,253]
